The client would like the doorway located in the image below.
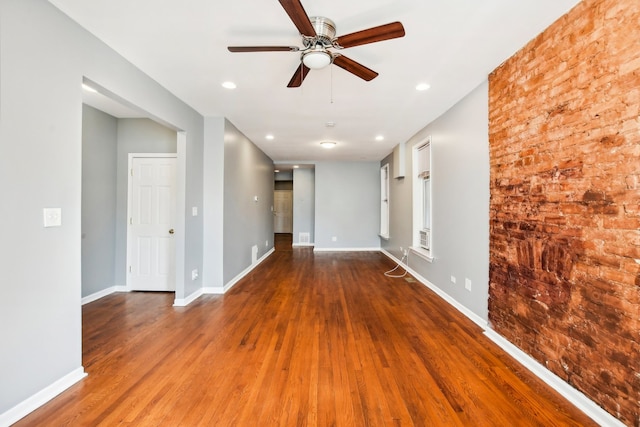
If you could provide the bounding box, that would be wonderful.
[81,79,186,302]
[274,190,293,233]
[126,154,177,291]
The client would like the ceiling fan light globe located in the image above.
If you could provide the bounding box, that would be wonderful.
[302,50,331,69]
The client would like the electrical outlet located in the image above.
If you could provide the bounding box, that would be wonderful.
[465,278,472,291]
[191,269,199,281]
[265,240,269,247]
[332,236,337,242]
[450,275,456,284]
[43,208,62,227]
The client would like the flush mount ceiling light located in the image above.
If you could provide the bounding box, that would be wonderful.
[274,169,280,173]
[302,46,332,69]
[320,141,337,149]
[293,165,300,169]
[221,81,237,89]
[375,135,384,141]
[266,134,274,140]
[416,83,431,91]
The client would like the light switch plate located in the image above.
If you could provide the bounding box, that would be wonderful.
[192,207,198,216]
[43,208,62,227]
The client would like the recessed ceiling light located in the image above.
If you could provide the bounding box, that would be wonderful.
[375,135,384,141]
[222,81,237,89]
[82,83,97,93]
[293,165,300,169]
[320,141,336,149]
[325,121,336,127]
[266,134,274,140]
[274,169,280,173]
[416,83,431,91]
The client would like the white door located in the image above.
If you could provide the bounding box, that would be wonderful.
[274,190,293,233]
[127,155,176,291]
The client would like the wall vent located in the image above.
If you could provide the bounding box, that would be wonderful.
[299,232,310,244]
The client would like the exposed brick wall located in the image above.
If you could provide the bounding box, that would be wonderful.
[488,0,640,424]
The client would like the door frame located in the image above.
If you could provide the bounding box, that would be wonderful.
[273,189,293,233]
[126,153,178,291]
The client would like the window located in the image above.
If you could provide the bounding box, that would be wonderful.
[380,163,390,238]
[413,137,432,259]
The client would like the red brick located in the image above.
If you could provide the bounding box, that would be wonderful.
[488,0,640,423]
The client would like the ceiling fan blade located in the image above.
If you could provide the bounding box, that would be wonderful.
[228,46,299,53]
[333,55,378,81]
[335,22,405,49]
[287,63,311,87]
[278,0,316,37]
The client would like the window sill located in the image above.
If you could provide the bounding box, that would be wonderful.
[410,247,433,263]
[379,234,390,241]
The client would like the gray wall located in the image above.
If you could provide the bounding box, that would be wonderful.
[114,119,177,288]
[202,117,225,290]
[0,0,204,415]
[381,81,490,321]
[81,105,118,297]
[314,162,380,249]
[292,168,315,245]
[222,120,274,284]
[275,170,293,181]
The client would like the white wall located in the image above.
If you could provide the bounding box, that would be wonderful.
[381,81,490,321]
[293,168,315,245]
[314,162,380,250]
[0,0,204,417]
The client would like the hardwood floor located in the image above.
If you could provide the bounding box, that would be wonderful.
[15,245,596,426]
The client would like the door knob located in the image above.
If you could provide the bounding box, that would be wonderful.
[169,229,175,234]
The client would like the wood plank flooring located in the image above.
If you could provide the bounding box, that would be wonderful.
[15,236,596,426]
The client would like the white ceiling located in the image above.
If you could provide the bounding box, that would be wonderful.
[51,0,581,162]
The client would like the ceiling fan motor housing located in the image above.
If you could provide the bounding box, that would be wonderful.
[309,16,336,47]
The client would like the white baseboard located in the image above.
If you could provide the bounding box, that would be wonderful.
[0,367,87,426]
[484,329,625,427]
[176,248,276,306]
[218,248,275,294]
[313,247,380,252]
[173,288,203,307]
[81,286,129,305]
[82,287,117,305]
[292,243,314,247]
[202,286,225,294]
[380,249,487,329]
[380,249,623,427]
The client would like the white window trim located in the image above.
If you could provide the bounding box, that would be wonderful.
[411,136,433,262]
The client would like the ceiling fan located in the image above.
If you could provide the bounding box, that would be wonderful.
[227,0,405,87]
